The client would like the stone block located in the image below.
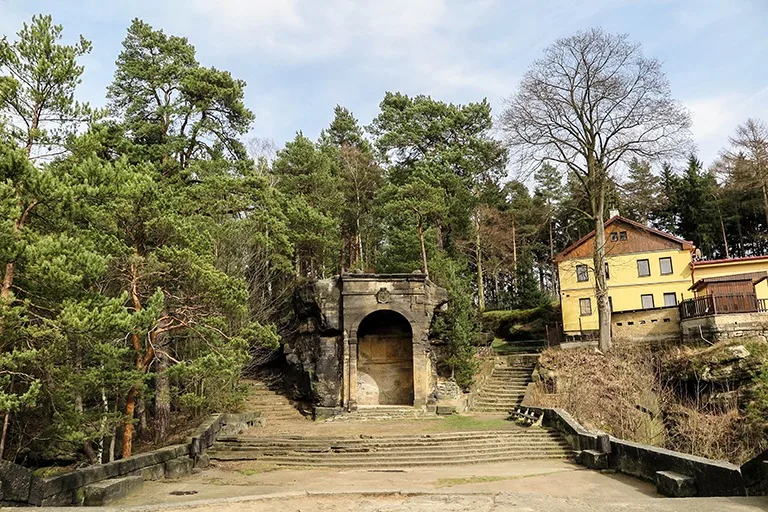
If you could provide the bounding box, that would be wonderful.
[140,463,166,481]
[195,453,210,469]
[0,459,34,503]
[655,470,696,497]
[573,450,584,465]
[582,449,609,470]
[436,405,456,415]
[313,406,342,421]
[83,475,143,506]
[164,457,194,479]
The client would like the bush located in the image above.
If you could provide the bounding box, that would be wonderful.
[481,303,559,341]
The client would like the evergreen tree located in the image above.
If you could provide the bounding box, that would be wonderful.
[0,14,92,158]
[622,158,659,224]
[319,107,381,270]
[273,133,342,277]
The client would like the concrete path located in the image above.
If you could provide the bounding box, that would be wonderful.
[105,459,768,511]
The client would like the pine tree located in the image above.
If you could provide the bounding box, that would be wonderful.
[273,133,342,277]
[0,14,92,158]
[623,158,659,224]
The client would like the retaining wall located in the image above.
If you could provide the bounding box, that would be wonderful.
[611,307,681,345]
[532,407,762,497]
[681,313,768,343]
[0,412,261,506]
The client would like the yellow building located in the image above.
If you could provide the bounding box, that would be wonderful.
[554,216,694,335]
[691,255,768,301]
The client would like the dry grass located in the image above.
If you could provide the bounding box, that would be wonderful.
[533,345,666,446]
[531,344,765,464]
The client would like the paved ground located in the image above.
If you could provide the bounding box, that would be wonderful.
[110,459,768,511]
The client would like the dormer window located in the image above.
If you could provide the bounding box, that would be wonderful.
[610,232,618,242]
[619,231,627,241]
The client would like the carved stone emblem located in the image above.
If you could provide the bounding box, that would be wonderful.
[375,287,391,304]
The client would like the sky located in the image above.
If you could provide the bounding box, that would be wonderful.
[2,0,768,172]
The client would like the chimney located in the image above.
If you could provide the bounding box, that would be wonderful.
[608,209,620,218]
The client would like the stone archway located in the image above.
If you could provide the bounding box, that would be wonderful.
[356,310,414,406]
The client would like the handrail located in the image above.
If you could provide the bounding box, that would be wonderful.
[679,294,766,320]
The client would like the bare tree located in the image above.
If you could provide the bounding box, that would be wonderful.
[716,119,768,228]
[499,28,692,351]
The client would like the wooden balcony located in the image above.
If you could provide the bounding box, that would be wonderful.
[678,294,768,320]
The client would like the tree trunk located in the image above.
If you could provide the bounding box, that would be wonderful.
[549,214,558,294]
[475,216,485,313]
[418,222,428,276]
[154,350,171,443]
[762,181,768,229]
[0,410,9,460]
[1,263,14,300]
[511,218,518,290]
[593,212,611,352]
[122,386,137,458]
[719,212,730,259]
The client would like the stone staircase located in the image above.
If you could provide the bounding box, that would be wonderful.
[208,429,572,468]
[472,362,534,413]
[326,405,438,422]
[243,378,306,422]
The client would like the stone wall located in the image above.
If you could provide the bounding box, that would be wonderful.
[681,312,768,343]
[0,412,261,506]
[611,307,681,344]
[533,407,753,497]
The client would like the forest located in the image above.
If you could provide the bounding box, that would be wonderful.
[1,15,767,468]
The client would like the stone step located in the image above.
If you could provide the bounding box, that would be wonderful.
[215,444,570,457]
[217,436,566,450]
[478,388,528,393]
[477,394,526,400]
[219,430,558,443]
[209,450,571,465]
[480,385,529,391]
[475,395,525,401]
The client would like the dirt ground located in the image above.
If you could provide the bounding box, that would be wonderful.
[110,459,768,511]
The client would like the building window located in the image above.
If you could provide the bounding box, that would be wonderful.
[641,294,655,309]
[576,264,589,282]
[604,262,610,280]
[608,296,613,312]
[663,292,677,307]
[610,232,618,242]
[579,298,592,316]
[619,231,627,241]
[637,259,650,277]
[659,257,673,275]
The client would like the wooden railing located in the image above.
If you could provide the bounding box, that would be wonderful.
[679,294,768,320]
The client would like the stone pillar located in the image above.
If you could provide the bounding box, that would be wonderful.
[412,332,428,408]
[342,331,350,408]
[348,334,358,411]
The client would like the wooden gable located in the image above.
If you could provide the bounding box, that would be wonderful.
[555,217,693,262]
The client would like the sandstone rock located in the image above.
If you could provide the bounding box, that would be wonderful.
[164,457,194,479]
[0,459,34,503]
[83,475,143,506]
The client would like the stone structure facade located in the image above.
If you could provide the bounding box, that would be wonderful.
[611,307,681,345]
[680,311,768,343]
[286,273,448,416]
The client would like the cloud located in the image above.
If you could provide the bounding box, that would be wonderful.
[685,86,768,165]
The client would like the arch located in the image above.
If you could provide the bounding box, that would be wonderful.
[346,306,418,341]
[355,310,414,406]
